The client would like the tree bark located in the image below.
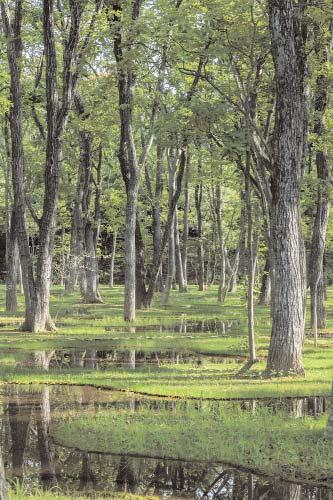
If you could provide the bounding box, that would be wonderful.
[4,115,18,314]
[309,21,332,341]
[152,143,164,292]
[258,252,271,306]
[245,152,257,363]
[81,137,103,304]
[6,209,19,313]
[145,147,188,307]
[66,200,80,293]
[266,0,307,374]
[195,155,205,292]
[182,155,190,290]
[112,0,142,321]
[162,149,177,305]
[109,230,117,287]
[317,274,326,329]
[215,184,226,302]
[174,207,186,292]
[1,0,36,329]
[135,220,148,309]
[59,225,66,286]
[2,0,83,332]
[0,446,8,500]
[327,381,333,436]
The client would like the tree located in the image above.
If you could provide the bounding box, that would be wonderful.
[308,17,333,341]
[2,0,86,331]
[266,0,307,374]
[110,0,143,321]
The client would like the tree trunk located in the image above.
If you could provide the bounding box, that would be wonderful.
[84,220,102,303]
[0,446,8,500]
[65,213,78,293]
[182,154,190,291]
[229,249,240,293]
[238,194,247,278]
[109,230,117,287]
[75,100,103,304]
[229,202,244,293]
[162,149,177,305]
[2,0,83,332]
[266,0,307,374]
[205,244,211,288]
[174,208,186,292]
[66,178,83,294]
[84,144,103,305]
[8,390,32,479]
[35,387,57,487]
[122,181,139,321]
[4,115,18,314]
[195,157,205,292]
[258,252,271,306]
[18,261,23,294]
[2,1,37,329]
[67,127,86,296]
[215,184,226,302]
[327,381,333,436]
[153,143,164,292]
[144,42,210,306]
[112,0,142,321]
[317,273,326,329]
[6,209,19,313]
[145,147,188,307]
[135,220,147,309]
[245,152,257,363]
[309,21,332,341]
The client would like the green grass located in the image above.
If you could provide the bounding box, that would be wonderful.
[0,347,331,399]
[51,402,333,486]
[8,484,156,500]
[0,285,331,399]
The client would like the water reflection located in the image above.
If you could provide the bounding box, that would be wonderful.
[22,349,246,371]
[104,318,240,336]
[0,385,331,499]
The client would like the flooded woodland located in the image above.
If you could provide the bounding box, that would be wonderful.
[1,0,333,498]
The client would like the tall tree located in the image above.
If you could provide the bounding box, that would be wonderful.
[111,0,142,321]
[2,0,85,331]
[309,18,332,341]
[266,0,307,374]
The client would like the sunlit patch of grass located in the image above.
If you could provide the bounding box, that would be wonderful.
[8,480,156,499]
[51,403,333,486]
[0,285,331,399]
[0,347,331,399]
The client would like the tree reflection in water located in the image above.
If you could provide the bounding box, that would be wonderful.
[0,384,331,499]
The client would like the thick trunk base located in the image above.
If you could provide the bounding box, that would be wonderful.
[20,312,57,334]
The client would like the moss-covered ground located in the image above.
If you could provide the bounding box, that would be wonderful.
[0,285,331,399]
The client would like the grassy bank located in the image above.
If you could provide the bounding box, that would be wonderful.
[51,403,333,486]
[0,347,331,399]
[0,285,331,399]
[9,487,156,500]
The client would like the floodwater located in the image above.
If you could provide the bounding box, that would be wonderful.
[0,384,331,499]
[104,318,241,335]
[16,349,246,371]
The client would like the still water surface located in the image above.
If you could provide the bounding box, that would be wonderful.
[0,384,331,499]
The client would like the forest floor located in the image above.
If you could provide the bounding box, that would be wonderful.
[0,285,332,491]
[8,486,156,500]
[0,285,331,399]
